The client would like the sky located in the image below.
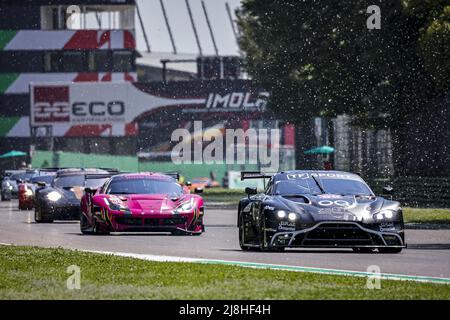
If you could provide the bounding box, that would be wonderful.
[134,0,242,55]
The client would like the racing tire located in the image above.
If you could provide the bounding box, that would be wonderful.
[34,205,53,223]
[1,193,10,201]
[80,213,94,235]
[258,211,284,252]
[378,247,403,254]
[171,229,201,236]
[266,246,285,252]
[239,213,259,251]
[352,247,375,253]
[171,229,187,236]
[92,221,110,235]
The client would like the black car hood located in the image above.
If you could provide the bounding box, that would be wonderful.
[52,186,83,202]
[273,194,399,223]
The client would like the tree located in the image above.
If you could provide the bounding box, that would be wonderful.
[237,0,448,175]
[404,0,450,90]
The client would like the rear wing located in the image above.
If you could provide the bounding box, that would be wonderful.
[39,168,63,172]
[84,173,118,180]
[98,167,120,173]
[163,172,180,181]
[240,171,273,181]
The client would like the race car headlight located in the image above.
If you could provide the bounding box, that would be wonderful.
[288,213,297,221]
[277,210,286,218]
[104,198,124,211]
[374,210,396,220]
[175,198,195,213]
[47,191,62,202]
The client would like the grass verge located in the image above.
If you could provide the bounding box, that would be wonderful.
[0,245,449,299]
[403,208,450,225]
[202,188,244,205]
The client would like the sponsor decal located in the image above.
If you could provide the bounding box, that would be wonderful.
[286,172,355,180]
[286,173,309,180]
[317,194,343,199]
[278,220,295,231]
[379,222,396,232]
[318,200,351,207]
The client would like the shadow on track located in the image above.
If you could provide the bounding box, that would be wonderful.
[406,243,450,250]
[219,248,355,254]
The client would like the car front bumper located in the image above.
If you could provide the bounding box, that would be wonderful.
[43,202,81,220]
[268,221,405,248]
[99,211,204,233]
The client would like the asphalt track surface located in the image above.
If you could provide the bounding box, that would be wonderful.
[0,200,449,279]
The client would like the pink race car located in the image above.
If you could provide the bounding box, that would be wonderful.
[80,172,204,235]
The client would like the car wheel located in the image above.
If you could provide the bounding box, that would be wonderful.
[378,247,403,254]
[171,229,186,236]
[258,211,277,252]
[92,221,110,235]
[34,205,53,223]
[239,213,258,251]
[352,247,375,253]
[80,213,94,235]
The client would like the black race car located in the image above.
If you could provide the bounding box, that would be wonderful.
[238,170,405,253]
[34,168,117,223]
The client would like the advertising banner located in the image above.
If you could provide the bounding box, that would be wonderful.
[30,81,269,137]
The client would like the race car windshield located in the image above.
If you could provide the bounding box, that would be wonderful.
[85,178,109,189]
[11,172,35,182]
[106,179,183,196]
[53,175,85,188]
[30,175,54,184]
[275,178,373,196]
[319,179,373,196]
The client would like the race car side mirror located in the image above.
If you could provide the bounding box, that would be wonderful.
[84,187,97,195]
[194,187,203,194]
[36,181,46,187]
[245,187,257,196]
[382,186,394,195]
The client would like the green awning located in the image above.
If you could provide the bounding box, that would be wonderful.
[0,150,27,158]
[304,146,335,155]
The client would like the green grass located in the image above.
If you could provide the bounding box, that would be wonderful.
[202,188,244,205]
[403,208,450,225]
[0,245,449,299]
